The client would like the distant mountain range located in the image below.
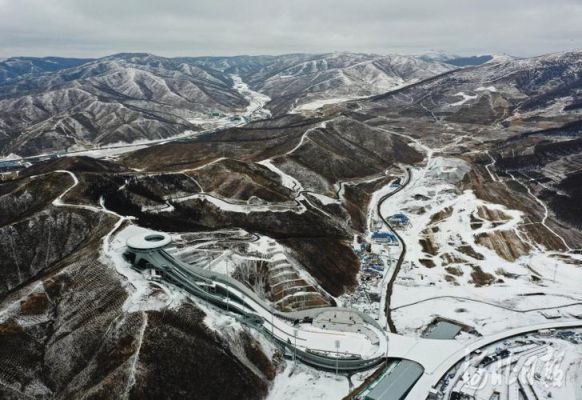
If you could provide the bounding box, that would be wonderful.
[417,52,514,67]
[368,50,582,125]
[1,50,581,157]
[0,56,93,84]
[0,52,455,156]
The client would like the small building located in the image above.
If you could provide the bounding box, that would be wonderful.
[371,231,398,245]
[144,268,162,281]
[387,213,409,227]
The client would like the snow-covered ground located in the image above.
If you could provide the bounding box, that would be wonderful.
[267,363,374,400]
[292,97,356,112]
[450,92,478,106]
[0,153,22,161]
[104,224,186,313]
[231,74,272,120]
[90,124,582,399]
[258,159,305,192]
[475,85,497,92]
[376,155,582,337]
[22,128,210,161]
[171,192,303,214]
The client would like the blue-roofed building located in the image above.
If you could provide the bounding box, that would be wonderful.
[371,231,398,245]
[0,160,22,172]
[388,213,409,226]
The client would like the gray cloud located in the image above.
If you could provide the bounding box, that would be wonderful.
[0,0,581,58]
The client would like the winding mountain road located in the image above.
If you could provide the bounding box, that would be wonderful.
[377,167,411,333]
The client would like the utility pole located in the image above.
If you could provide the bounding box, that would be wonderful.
[293,329,298,367]
[226,256,230,312]
[335,340,340,376]
[385,333,389,367]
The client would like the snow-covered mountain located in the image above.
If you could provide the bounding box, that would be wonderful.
[0,53,249,156]
[3,48,582,400]
[245,53,456,114]
[0,52,455,156]
[418,52,503,67]
[369,50,582,125]
[3,50,581,157]
[0,56,92,84]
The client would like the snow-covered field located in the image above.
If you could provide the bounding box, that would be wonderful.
[267,363,374,400]
[376,155,582,337]
[104,224,186,313]
[292,97,356,112]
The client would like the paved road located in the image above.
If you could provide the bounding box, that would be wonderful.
[392,295,582,314]
[377,167,411,333]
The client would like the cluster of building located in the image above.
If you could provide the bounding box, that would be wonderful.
[208,111,244,122]
[344,232,400,320]
[539,328,582,344]
[0,152,61,175]
[438,328,582,400]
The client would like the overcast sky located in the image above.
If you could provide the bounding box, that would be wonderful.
[1,0,581,58]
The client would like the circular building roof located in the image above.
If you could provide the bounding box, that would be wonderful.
[127,232,172,250]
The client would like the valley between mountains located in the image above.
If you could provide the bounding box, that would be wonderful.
[1,51,582,400]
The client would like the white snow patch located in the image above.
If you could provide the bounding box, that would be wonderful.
[450,92,478,106]
[1,153,22,161]
[258,159,304,192]
[292,97,354,112]
[309,192,341,206]
[267,363,371,400]
[475,86,498,92]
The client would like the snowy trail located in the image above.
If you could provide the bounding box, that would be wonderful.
[484,151,499,182]
[258,159,304,192]
[51,170,125,219]
[258,152,339,220]
[47,170,135,259]
[506,171,572,251]
[419,101,439,122]
[123,313,148,399]
[284,122,327,156]
[172,192,304,214]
